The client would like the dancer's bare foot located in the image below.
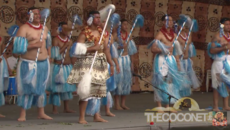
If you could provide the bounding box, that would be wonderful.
[115,106,123,110]
[213,108,220,112]
[52,110,59,114]
[106,112,115,117]
[38,114,53,120]
[17,117,26,122]
[52,106,59,114]
[18,109,26,121]
[0,114,5,118]
[223,107,230,111]
[121,105,130,110]
[64,109,76,113]
[94,117,108,122]
[78,119,88,124]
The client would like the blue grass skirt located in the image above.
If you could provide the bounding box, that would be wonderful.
[101,91,113,108]
[153,54,182,104]
[0,57,9,93]
[112,55,132,95]
[47,64,76,93]
[17,58,49,95]
[85,98,101,116]
[0,93,5,107]
[106,63,117,92]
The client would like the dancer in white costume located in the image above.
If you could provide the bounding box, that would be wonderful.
[207,18,230,111]
[148,15,185,112]
[177,16,200,97]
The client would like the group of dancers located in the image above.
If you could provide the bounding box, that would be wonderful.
[0,4,230,125]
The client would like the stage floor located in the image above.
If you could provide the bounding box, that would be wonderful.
[0,92,230,130]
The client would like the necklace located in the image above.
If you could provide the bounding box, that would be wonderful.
[26,22,42,30]
[180,33,187,41]
[57,35,68,43]
[121,31,128,41]
[223,33,230,42]
[160,27,174,42]
[84,26,106,43]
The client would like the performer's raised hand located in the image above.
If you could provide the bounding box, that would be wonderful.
[34,41,43,48]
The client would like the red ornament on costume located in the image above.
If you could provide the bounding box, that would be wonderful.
[160,27,174,42]
[121,31,128,41]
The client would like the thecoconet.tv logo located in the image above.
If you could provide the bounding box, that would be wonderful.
[144,97,213,123]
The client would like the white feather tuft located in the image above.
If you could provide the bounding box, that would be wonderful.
[76,43,87,55]
[77,72,92,99]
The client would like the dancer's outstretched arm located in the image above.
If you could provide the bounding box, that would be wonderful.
[210,34,228,54]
